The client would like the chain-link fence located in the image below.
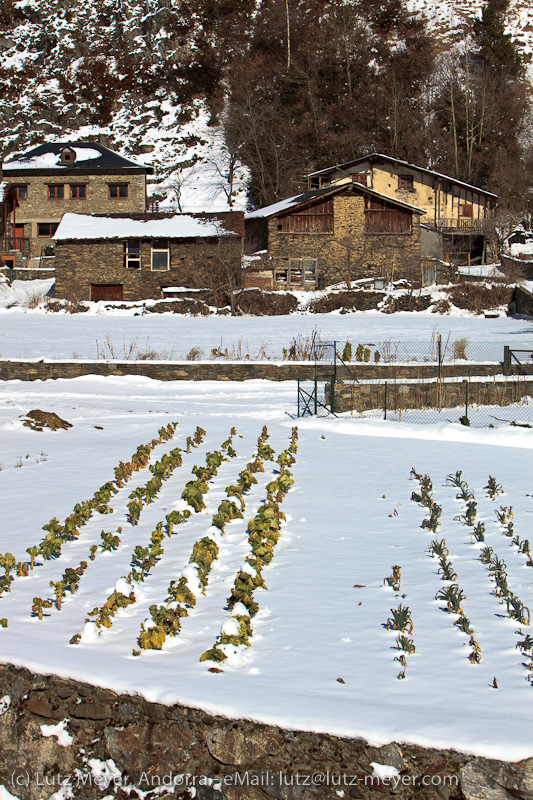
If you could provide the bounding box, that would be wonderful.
[296,340,533,428]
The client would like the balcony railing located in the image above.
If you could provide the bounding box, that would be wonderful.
[0,236,30,254]
[429,218,486,234]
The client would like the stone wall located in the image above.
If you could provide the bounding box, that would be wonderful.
[1,267,55,282]
[332,377,533,413]
[2,359,529,383]
[267,194,422,285]
[514,285,533,316]
[1,663,532,800]
[54,236,242,302]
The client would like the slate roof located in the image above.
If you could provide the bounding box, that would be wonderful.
[2,142,152,173]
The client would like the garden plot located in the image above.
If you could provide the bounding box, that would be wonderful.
[0,376,532,762]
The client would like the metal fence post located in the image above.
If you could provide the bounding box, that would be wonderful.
[314,377,318,415]
[503,345,511,376]
[330,376,335,415]
[297,381,300,418]
[438,334,442,380]
[464,379,469,425]
[384,381,388,420]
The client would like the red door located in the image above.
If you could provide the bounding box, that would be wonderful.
[90,284,124,301]
[13,224,25,250]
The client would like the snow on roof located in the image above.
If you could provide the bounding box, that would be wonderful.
[53,213,236,241]
[2,142,149,172]
[246,183,426,219]
[306,153,499,199]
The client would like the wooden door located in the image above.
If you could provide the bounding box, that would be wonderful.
[90,284,123,301]
[13,224,25,250]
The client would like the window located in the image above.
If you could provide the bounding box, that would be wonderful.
[351,173,368,186]
[460,204,473,218]
[70,184,86,199]
[151,239,169,271]
[275,258,318,288]
[13,185,28,200]
[108,184,129,199]
[37,223,59,237]
[397,175,413,191]
[60,147,76,164]
[124,239,141,269]
[48,185,64,199]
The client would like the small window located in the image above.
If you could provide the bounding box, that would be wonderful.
[14,185,28,200]
[351,173,368,186]
[48,185,64,199]
[151,239,169,271]
[460,204,473,218]
[60,147,76,164]
[37,223,59,237]
[124,239,141,269]
[398,175,413,191]
[70,184,86,199]
[108,184,129,199]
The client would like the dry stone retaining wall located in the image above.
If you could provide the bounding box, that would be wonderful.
[0,663,532,800]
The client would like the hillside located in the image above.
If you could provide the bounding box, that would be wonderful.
[0,0,531,211]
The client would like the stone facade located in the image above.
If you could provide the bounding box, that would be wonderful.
[265,193,422,286]
[54,232,243,302]
[5,171,147,258]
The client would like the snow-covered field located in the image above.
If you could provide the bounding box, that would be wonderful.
[1,289,532,362]
[0,376,532,761]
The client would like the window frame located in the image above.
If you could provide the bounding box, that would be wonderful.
[124,239,141,270]
[151,239,169,271]
[108,183,129,199]
[48,184,65,200]
[70,184,87,199]
[37,222,59,237]
[397,175,414,192]
[13,185,28,200]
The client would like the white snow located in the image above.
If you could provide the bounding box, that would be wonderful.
[0,696,10,715]
[40,719,73,746]
[53,213,235,241]
[0,374,532,761]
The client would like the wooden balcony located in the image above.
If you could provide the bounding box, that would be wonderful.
[0,236,30,254]
[429,218,486,234]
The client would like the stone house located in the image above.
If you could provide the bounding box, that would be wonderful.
[244,183,425,289]
[306,153,498,265]
[0,182,19,268]
[53,211,244,302]
[1,142,152,263]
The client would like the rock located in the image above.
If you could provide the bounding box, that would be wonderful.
[24,697,64,720]
[206,726,283,765]
[460,757,533,799]
[366,743,406,773]
[69,701,113,720]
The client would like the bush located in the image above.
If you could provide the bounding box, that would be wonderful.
[236,290,298,316]
[308,291,383,313]
[446,283,513,314]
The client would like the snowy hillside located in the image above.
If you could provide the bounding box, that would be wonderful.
[0,0,530,210]
[409,0,533,66]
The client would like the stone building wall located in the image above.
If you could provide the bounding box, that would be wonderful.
[54,235,242,301]
[267,195,422,285]
[5,171,147,257]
